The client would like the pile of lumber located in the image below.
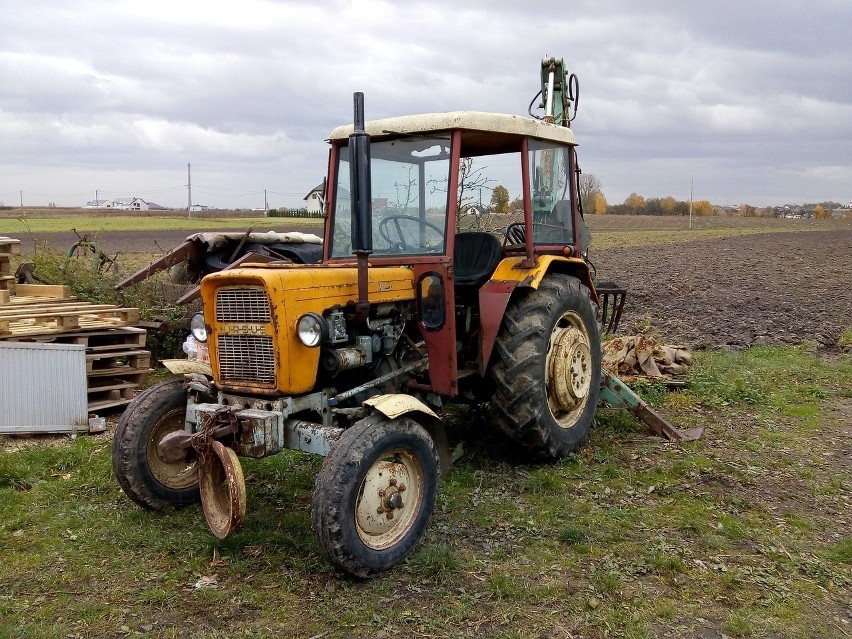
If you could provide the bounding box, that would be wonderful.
[0,236,151,412]
[603,334,693,380]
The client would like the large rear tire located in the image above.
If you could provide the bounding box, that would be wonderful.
[489,273,601,461]
[112,379,200,510]
[311,413,440,578]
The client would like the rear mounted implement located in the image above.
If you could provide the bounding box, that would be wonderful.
[595,281,627,335]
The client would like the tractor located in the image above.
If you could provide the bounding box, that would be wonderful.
[112,57,692,578]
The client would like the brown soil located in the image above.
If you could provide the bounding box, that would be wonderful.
[594,230,852,351]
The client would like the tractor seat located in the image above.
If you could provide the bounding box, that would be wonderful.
[454,232,503,289]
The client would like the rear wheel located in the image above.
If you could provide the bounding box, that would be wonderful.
[489,274,601,461]
[311,413,440,578]
[112,379,200,510]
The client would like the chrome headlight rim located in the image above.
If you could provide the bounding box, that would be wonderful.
[296,312,327,348]
[190,312,208,343]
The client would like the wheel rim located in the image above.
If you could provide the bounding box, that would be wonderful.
[355,449,425,551]
[146,408,198,489]
[544,310,593,429]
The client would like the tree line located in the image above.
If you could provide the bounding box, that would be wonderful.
[486,173,844,218]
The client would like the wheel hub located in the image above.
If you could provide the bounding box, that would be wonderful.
[355,452,423,550]
[377,478,407,518]
[548,326,592,412]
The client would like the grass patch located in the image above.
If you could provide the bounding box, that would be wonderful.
[0,215,321,234]
[0,346,849,638]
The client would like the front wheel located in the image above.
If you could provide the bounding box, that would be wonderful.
[311,413,440,578]
[489,273,602,461]
[112,379,200,510]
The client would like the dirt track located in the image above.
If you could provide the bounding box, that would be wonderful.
[21,227,852,352]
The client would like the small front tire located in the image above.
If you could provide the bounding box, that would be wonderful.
[311,413,440,578]
[112,379,200,510]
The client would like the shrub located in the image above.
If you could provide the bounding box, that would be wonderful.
[30,243,189,360]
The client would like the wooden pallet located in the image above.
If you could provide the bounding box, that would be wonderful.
[0,294,148,410]
[0,239,151,414]
[0,286,73,307]
[0,303,140,337]
[64,326,147,350]
[82,342,151,411]
[86,371,150,411]
[0,238,21,299]
[0,236,22,256]
[86,348,151,374]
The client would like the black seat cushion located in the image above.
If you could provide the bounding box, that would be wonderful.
[454,232,503,288]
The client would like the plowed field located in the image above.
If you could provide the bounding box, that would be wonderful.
[594,230,852,351]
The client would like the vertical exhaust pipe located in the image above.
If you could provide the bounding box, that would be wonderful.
[349,92,372,323]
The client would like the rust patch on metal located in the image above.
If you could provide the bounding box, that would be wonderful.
[198,440,247,539]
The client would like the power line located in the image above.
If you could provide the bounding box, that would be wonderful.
[192,184,264,194]
[192,187,264,198]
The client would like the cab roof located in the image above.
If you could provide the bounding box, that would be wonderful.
[327,111,576,154]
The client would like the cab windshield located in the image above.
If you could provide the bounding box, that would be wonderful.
[330,136,451,258]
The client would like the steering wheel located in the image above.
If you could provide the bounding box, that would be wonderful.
[377,215,444,252]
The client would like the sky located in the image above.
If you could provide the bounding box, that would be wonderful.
[1,0,850,210]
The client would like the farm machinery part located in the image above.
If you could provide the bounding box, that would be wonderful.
[599,369,703,442]
[114,230,323,305]
[113,56,700,578]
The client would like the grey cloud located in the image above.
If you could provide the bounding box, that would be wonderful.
[0,0,849,207]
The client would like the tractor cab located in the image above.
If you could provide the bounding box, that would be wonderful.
[324,111,590,263]
[323,111,597,396]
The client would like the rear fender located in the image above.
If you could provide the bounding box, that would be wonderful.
[479,256,595,375]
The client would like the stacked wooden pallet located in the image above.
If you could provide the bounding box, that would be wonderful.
[0,237,151,412]
[0,236,21,303]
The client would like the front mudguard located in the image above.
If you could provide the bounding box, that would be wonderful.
[362,394,451,471]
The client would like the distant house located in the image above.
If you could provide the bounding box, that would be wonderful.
[304,183,325,214]
[190,204,210,212]
[112,197,150,211]
[84,199,112,209]
[833,208,851,218]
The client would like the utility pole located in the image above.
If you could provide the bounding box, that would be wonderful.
[96,189,99,207]
[19,190,22,208]
[187,163,192,218]
[264,188,268,217]
[688,178,694,229]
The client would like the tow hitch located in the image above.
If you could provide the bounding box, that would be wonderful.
[158,406,247,538]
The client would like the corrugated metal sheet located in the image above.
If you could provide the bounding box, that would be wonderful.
[0,342,88,433]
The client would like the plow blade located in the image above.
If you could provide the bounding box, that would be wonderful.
[599,369,703,442]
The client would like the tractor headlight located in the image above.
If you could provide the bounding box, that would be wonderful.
[190,312,208,343]
[297,313,327,348]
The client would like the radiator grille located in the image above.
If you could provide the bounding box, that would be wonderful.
[217,335,275,385]
[215,287,271,323]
